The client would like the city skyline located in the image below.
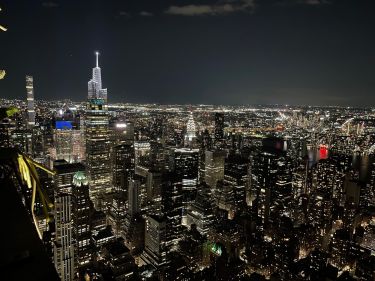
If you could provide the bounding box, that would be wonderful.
[1,1,375,281]
[1,0,375,106]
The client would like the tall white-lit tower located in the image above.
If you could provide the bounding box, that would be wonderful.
[85,51,111,205]
[26,75,35,128]
[88,51,107,102]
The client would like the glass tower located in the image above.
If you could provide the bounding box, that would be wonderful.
[85,52,111,204]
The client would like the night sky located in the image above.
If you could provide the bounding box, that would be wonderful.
[1,0,375,106]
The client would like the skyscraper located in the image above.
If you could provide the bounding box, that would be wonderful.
[85,52,111,203]
[108,176,136,238]
[186,183,215,235]
[123,179,144,255]
[54,126,73,163]
[24,75,35,157]
[214,112,224,144]
[88,52,107,101]
[142,214,168,267]
[128,179,140,217]
[108,118,135,237]
[54,193,75,281]
[72,171,92,267]
[172,148,199,191]
[172,148,199,209]
[26,75,35,128]
[224,154,249,213]
[161,173,184,251]
[184,112,196,146]
[249,145,291,233]
[53,161,86,281]
[109,119,135,193]
[205,150,225,189]
[53,162,92,278]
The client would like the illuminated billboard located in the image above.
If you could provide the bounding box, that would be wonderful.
[56,121,72,130]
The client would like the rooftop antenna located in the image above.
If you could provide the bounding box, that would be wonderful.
[95,51,99,67]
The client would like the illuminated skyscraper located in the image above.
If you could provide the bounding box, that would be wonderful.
[109,119,135,193]
[205,150,225,189]
[171,148,199,226]
[214,112,224,145]
[107,119,135,236]
[184,112,196,146]
[53,162,85,281]
[249,144,292,233]
[85,52,111,202]
[224,154,249,213]
[54,128,73,163]
[128,179,140,217]
[72,171,92,266]
[172,148,199,191]
[161,173,184,250]
[186,183,215,235]
[54,193,75,281]
[53,162,92,276]
[88,52,107,101]
[141,215,168,267]
[26,75,35,128]
[24,75,35,157]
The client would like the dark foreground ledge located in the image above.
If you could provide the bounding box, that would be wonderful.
[0,177,59,281]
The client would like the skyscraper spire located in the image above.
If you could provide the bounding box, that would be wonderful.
[88,51,106,99]
[185,112,196,144]
[95,51,99,68]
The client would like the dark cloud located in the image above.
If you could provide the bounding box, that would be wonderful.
[165,0,255,16]
[41,1,59,8]
[163,0,332,17]
[119,11,131,17]
[139,11,153,17]
[302,0,331,5]
[274,0,333,6]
